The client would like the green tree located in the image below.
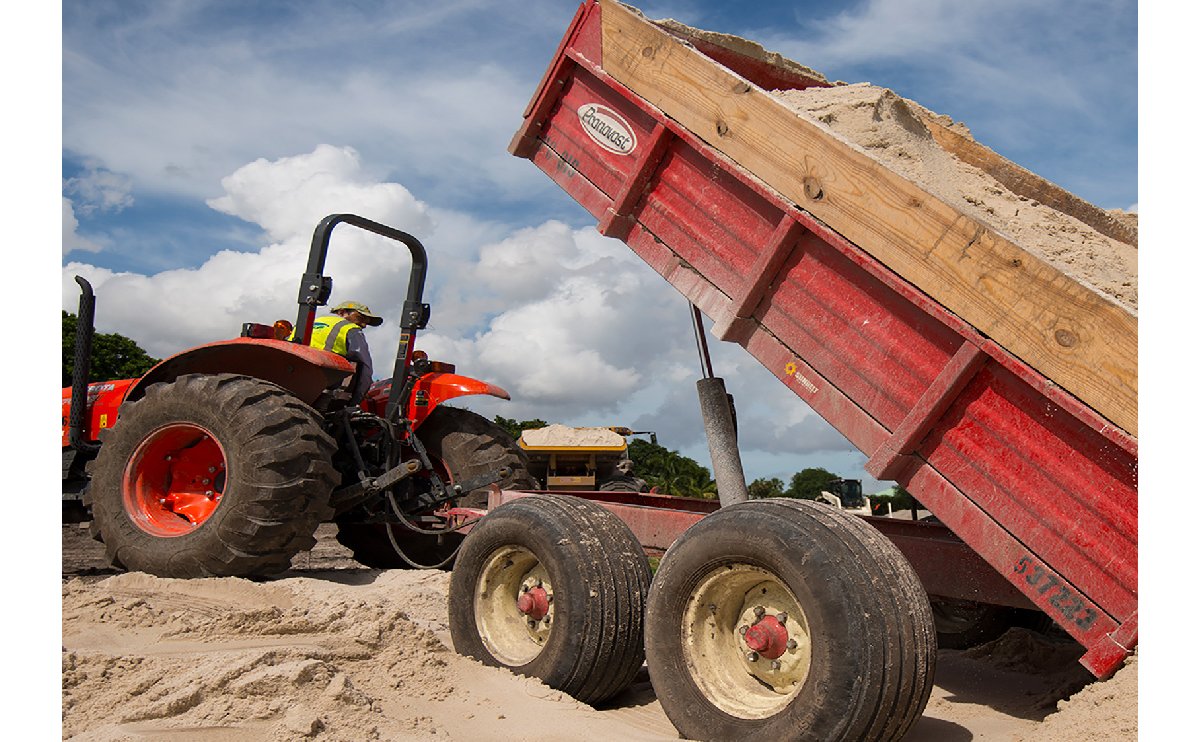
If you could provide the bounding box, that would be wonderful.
[784,467,841,500]
[492,416,549,442]
[871,485,923,514]
[62,311,160,387]
[627,438,714,499]
[748,477,785,499]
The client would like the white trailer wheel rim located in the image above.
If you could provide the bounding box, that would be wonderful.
[682,564,812,719]
[474,546,554,666]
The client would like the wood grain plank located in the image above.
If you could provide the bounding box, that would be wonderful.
[598,0,1136,437]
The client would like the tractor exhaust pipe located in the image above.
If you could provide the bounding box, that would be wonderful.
[69,276,100,453]
[691,304,749,507]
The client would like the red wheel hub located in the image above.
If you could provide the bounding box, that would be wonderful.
[517,585,550,621]
[123,423,226,536]
[744,615,789,660]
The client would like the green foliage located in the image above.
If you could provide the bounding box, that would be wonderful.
[748,477,785,499]
[62,311,160,387]
[627,438,716,499]
[783,467,841,500]
[871,485,923,513]
[492,416,550,442]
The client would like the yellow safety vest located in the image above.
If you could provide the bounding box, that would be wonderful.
[299,315,357,357]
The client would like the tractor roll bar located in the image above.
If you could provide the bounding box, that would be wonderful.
[292,213,431,422]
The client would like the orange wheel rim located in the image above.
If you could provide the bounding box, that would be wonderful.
[122,423,227,537]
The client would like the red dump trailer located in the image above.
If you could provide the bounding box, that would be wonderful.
[447,2,1135,739]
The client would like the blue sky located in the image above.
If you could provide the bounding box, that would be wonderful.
[55,0,1140,496]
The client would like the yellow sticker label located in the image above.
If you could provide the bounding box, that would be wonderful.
[99,414,109,429]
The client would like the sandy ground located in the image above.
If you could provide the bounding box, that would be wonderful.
[62,524,1136,741]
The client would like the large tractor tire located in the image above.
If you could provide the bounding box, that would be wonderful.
[645,499,936,742]
[335,406,536,569]
[448,494,651,705]
[86,374,337,578]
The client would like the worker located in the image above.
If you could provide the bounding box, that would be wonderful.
[303,300,383,403]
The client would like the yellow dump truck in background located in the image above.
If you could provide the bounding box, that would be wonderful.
[518,425,652,492]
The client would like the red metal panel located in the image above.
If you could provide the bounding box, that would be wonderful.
[922,363,1138,621]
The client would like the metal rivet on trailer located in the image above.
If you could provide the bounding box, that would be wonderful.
[208,467,216,473]
[202,479,210,485]
[746,651,759,663]
[205,491,214,498]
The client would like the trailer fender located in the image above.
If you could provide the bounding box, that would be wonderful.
[409,373,510,429]
[125,338,355,407]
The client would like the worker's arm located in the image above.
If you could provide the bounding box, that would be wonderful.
[344,328,374,403]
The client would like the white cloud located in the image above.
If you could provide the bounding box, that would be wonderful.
[63,166,134,216]
[62,199,102,255]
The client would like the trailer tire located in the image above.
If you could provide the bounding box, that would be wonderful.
[448,494,651,705]
[645,499,935,742]
[335,406,536,569]
[86,374,337,578]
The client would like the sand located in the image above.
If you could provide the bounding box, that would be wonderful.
[770,83,1138,313]
[519,424,627,448]
[62,524,1136,741]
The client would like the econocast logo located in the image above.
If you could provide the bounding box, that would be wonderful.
[576,103,637,156]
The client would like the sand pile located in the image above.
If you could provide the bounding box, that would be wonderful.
[771,83,1138,312]
[519,424,626,448]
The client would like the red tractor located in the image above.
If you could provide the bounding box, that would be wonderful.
[62,213,536,578]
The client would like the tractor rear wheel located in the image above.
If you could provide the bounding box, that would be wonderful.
[86,373,337,578]
[335,406,536,569]
[448,494,651,705]
[645,499,936,742]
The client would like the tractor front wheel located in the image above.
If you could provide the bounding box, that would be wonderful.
[86,374,337,578]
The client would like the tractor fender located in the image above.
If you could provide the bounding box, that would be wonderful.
[407,373,510,429]
[126,338,355,407]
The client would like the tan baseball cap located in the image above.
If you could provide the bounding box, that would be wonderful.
[331,301,383,326]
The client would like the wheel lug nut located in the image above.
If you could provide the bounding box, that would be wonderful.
[787,639,798,650]
[522,584,530,593]
[528,620,537,629]
[777,612,788,624]
[753,605,765,619]
[739,625,749,636]
[746,651,759,663]
[771,660,782,671]
[543,616,551,625]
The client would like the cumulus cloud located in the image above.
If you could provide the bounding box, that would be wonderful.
[63,199,102,255]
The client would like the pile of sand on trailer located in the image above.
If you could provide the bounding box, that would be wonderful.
[650,14,1137,314]
[770,83,1137,312]
[520,424,626,448]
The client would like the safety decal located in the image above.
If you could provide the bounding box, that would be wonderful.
[577,103,637,156]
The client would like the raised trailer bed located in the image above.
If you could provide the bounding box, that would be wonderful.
[451,2,1132,734]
